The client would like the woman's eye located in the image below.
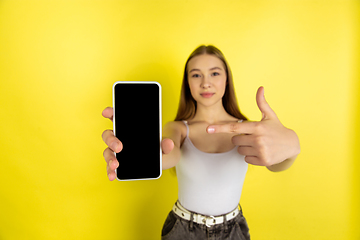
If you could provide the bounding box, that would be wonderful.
[192,74,201,78]
[211,72,220,76]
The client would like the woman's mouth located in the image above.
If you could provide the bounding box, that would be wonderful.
[200,92,214,98]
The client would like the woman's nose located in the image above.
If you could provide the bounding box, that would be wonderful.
[201,75,211,88]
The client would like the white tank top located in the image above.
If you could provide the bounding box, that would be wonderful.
[176,121,248,216]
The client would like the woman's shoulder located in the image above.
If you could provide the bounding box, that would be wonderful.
[165,120,186,127]
[163,120,188,142]
[164,120,187,134]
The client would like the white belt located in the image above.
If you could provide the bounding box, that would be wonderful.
[172,202,240,227]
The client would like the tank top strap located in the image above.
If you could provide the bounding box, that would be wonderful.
[182,120,189,137]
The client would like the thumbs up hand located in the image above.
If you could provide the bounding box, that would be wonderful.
[207,87,300,171]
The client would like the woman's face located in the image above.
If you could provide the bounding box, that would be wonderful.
[187,54,227,108]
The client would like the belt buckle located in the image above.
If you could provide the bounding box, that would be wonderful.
[202,215,216,227]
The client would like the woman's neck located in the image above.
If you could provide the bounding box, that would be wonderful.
[191,103,235,124]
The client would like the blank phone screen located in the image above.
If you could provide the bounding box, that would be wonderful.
[113,82,161,180]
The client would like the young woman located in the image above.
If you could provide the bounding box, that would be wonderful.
[102,45,300,240]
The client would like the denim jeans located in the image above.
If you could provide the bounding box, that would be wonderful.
[161,206,250,240]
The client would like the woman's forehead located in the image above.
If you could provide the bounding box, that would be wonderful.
[187,54,225,71]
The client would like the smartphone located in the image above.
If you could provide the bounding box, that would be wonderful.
[112,81,162,181]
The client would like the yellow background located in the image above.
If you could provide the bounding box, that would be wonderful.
[0,1,359,239]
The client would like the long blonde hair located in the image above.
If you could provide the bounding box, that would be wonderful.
[175,45,247,121]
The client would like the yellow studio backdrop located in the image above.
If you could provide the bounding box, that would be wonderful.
[0,0,358,239]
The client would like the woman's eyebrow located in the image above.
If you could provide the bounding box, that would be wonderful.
[189,67,223,73]
[189,68,200,73]
[210,67,223,71]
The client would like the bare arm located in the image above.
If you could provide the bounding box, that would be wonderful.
[161,121,185,170]
[266,155,297,172]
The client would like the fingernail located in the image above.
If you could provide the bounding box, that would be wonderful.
[207,127,215,133]
[108,173,113,181]
[113,160,119,168]
[111,142,118,152]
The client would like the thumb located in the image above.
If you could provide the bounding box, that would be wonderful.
[161,138,174,154]
[256,86,277,120]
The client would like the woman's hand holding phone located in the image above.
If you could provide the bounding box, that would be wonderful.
[102,107,122,181]
[101,107,175,181]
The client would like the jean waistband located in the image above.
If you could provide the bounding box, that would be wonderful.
[172,201,241,227]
